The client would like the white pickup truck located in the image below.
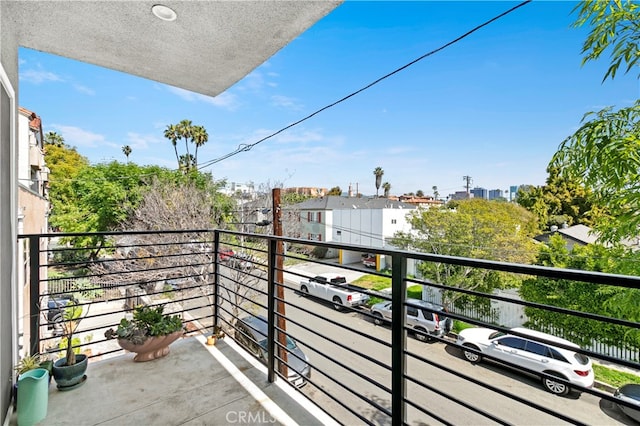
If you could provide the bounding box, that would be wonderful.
[299,273,370,311]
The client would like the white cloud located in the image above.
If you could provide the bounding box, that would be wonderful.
[166,86,240,110]
[270,95,303,111]
[50,125,107,148]
[74,84,95,95]
[20,69,63,84]
[125,132,163,150]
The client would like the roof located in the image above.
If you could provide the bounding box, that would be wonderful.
[556,224,599,244]
[6,1,342,97]
[290,196,417,211]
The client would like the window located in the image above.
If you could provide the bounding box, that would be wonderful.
[336,230,342,236]
[525,341,551,357]
[407,306,418,318]
[307,212,312,222]
[317,212,322,223]
[496,337,526,350]
[391,219,397,224]
[420,309,434,321]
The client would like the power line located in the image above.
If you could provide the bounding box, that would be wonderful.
[197,0,532,170]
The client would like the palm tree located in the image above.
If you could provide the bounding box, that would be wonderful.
[373,166,384,197]
[163,124,181,168]
[382,182,391,198]
[432,185,439,200]
[122,145,132,162]
[191,125,208,169]
[44,131,65,147]
[177,119,193,166]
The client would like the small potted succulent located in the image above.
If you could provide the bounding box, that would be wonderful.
[105,304,184,362]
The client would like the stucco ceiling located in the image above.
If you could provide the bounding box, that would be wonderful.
[6,1,342,96]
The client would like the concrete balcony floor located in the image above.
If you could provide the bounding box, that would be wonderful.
[13,336,334,426]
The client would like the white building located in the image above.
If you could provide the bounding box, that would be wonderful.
[287,196,416,269]
[17,107,49,357]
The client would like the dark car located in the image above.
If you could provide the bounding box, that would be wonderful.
[614,383,640,422]
[234,315,311,387]
[46,295,74,335]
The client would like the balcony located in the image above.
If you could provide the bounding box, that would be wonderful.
[15,229,640,425]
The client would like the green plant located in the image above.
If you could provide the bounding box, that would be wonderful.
[593,364,640,388]
[105,305,183,345]
[14,354,42,375]
[59,299,85,366]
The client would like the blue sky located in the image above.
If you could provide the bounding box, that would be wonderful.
[18,1,638,198]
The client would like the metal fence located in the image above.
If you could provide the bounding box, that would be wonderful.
[18,229,640,425]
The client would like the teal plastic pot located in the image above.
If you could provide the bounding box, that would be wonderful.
[17,368,49,425]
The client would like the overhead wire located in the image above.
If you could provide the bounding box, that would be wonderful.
[196,0,533,170]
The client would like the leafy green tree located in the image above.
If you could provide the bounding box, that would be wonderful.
[516,167,600,231]
[416,189,424,197]
[550,0,640,244]
[282,192,311,206]
[44,138,90,231]
[373,166,384,197]
[521,234,640,348]
[327,186,342,196]
[393,198,539,309]
[573,0,639,82]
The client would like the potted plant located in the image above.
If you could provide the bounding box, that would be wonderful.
[13,353,50,407]
[13,353,50,425]
[104,304,184,362]
[51,298,88,390]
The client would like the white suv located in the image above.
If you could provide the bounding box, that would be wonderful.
[370,298,452,341]
[457,327,594,395]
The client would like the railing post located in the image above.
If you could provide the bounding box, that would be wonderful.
[266,238,277,383]
[29,236,41,356]
[391,254,407,426]
[212,230,220,332]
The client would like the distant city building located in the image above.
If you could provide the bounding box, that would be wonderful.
[283,187,327,197]
[509,185,520,202]
[449,191,470,201]
[488,189,504,200]
[221,181,256,199]
[470,187,488,199]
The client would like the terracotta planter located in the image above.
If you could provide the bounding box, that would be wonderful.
[118,331,183,362]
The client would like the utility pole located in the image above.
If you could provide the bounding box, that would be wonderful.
[463,175,472,198]
[272,188,288,377]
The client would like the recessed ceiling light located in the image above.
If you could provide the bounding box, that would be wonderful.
[152,4,177,22]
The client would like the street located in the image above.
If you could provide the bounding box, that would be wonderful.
[280,285,633,425]
[180,262,634,425]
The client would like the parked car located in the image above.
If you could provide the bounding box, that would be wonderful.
[457,327,594,396]
[217,247,234,262]
[362,254,376,268]
[370,298,452,341]
[234,315,311,388]
[228,252,254,271]
[299,273,369,311]
[614,383,640,422]
[46,295,75,336]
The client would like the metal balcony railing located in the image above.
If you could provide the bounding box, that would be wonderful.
[18,229,640,425]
